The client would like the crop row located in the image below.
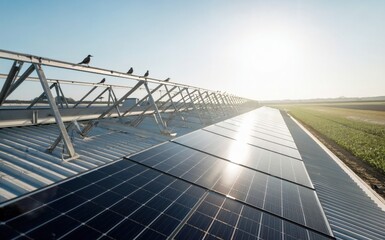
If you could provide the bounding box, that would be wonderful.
[281,106,385,174]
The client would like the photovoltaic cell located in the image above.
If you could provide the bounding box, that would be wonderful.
[127,142,331,234]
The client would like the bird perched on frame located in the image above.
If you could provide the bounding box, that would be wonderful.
[99,78,106,84]
[78,55,92,66]
[127,67,133,74]
[143,70,149,78]
[165,78,170,82]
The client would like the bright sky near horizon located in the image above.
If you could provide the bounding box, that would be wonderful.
[1,0,385,101]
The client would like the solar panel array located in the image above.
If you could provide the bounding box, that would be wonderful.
[0,107,334,239]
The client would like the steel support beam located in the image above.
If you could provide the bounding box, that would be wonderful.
[185,89,204,124]
[197,90,214,122]
[34,64,77,159]
[81,80,145,135]
[211,92,226,116]
[131,85,177,127]
[143,81,168,132]
[27,83,57,109]
[73,85,98,108]
[121,81,166,117]
[6,64,34,98]
[57,82,69,108]
[86,88,109,107]
[0,61,23,105]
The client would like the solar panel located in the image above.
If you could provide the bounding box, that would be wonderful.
[171,130,312,188]
[219,120,294,142]
[215,121,298,148]
[127,142,331,235]
[174,192,331,240]
[203,125,302,159]
[1,160,206,239]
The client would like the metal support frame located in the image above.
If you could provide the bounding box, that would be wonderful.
[130,84,177,128]
[56,82,69,108]
[143,81,168,133]
[3,64,34,101]
[106,87,121,117]
[81,80,145,136]
[162,85,186,122]
[185,89,204,124]
[86,87,109,107]
[121,81,166,117]
[27,83,57,109]
[34,64,77,159]
[73,85,99,108]
[197,90,215,122]
[0,61,23,105]
[211,92,226,117]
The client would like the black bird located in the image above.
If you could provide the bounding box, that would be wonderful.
[165,78,170,82]
[78,55,93,65]
[143,70,149,78]
[127,67,133,74]
[99,78,106,84]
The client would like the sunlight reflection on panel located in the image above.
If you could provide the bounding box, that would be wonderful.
[227,115,255,164]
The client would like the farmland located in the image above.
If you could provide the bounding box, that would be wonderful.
[273,102,385,176]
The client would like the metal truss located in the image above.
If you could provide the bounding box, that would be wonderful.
[0,49,258,161]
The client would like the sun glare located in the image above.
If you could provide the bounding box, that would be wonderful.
[226,23,305,99]
[227,115,255,164]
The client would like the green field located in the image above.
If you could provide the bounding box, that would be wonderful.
[273,102,385,174]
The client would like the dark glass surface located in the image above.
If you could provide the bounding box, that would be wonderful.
[176,192,333,240]
[149,214,181,236]
[27,215,80,239]
[47,193,85,212]
[86,209,124,233]
[30,186,69,203]
[203,125,301,159]
[7,205,60,232]
[107,219,145,239]
[127,142,329,233]
[60,225,102,240]
[171,130,311,187]
[2,160,208,239]
[0,197,42,221]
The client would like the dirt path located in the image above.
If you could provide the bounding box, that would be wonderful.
[298,120,385,200]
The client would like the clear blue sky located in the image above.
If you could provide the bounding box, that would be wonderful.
[1,0,385,101]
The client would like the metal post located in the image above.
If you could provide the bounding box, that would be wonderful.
[0,61,23,105]
[34,64,77,158]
